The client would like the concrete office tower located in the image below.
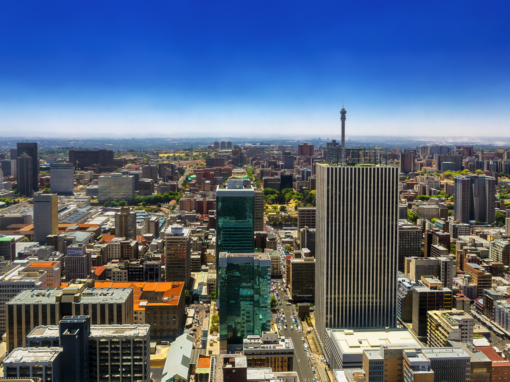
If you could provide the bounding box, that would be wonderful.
[316,163,399,343]
[9,148,17,159]
[340,107,346,147]
[214,141,219,149]
[17,142,39,191]
[33,193,58,244]
[10,160,16,178]
[454,174,496,224]
[98,174,135,204]
[254,188,264,232]
[226,141,232,149]
[0,160,11,176]
[298,143,314,157]
[216,179,255,262]
[17,153,33,197]
[50,163,75,195]
[218,252,271,352]
[220,141,226,149]
[3,348,63,381]
[282,151,294,169]
[65,244,92,281]
[165,224,191,286]
[0,168,2,183]
[115,206,136,239]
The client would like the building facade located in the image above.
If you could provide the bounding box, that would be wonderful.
[316,164,399,343]
[50,163,75,195]
[218,252,271,352]
[33,193,58,243]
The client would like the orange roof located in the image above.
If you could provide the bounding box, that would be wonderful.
[197,356,211,369]
[136,235,147,243]
[477,346,509,362]
[95,266,106,276]
[27,262,58,268]
[92,281,185,310]
[101,235,116,243]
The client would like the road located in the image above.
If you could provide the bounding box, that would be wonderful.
[273,282,315,382]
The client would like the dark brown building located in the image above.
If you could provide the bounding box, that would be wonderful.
[69,149,114,171]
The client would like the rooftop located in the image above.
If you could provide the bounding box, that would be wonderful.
[4,347,63,364]
[329,328,422,356]
[421,347,470,359]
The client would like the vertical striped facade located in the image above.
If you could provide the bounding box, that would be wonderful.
[316,164,399,342]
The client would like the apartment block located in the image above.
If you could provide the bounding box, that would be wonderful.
[427,310,474,347]
[399,223,422,272]
[3,347,63,381]
[464,262,492,297]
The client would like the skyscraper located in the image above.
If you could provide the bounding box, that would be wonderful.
[115,206,136,239]
[254,188,264,232]
[216,179,255,261]
[316,162,399,343]
[50,163,75,195]
[17,142,39,191]
[16,153,33,197]
[340,107,346,147]
[218,252,271,352]
[33,193,58,243]
[165,224,191,286]
[454,174,496,224]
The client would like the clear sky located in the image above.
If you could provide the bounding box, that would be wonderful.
[0,0,509,138]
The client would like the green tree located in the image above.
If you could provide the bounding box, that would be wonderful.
[210,291,217,301]
[284,244,292,253]
[495,212,506,227]
[279,205,287,212]
[417,195,430,201]
[157,202,162,208]
[407,210,419,223]
[271,295,277,309]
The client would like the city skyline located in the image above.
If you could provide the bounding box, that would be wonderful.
[1,1,510,137]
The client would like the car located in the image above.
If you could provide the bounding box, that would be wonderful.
[311,356,315,360]
[321,358,327,363]
[290,327,293,330]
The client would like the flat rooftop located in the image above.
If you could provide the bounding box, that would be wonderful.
[4,347,63,364]
[28,324,150,339]
[8,287,132,305]
[422,348,469,359]
[329,328,422,356]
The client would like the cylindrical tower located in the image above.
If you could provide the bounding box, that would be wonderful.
[340,107,347,147]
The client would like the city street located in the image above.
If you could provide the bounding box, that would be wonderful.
[273,280,315,382]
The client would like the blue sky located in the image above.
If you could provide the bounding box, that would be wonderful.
[0,0,509,138]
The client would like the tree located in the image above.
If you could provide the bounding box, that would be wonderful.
[495,212,506,227]
[407,210,419,223]
[271,295,277,309]
[284,244,292,253]
[210,291,217,301]
[279,205,287,212]
[417,195,430,201]
[157,202,162,208]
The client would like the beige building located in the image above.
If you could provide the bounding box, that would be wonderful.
[6,282,133,351]
[427,310,474,347]
[115,206,136,239]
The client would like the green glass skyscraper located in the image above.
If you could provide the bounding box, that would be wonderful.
[216,179,255,260]
[218,252,271,353]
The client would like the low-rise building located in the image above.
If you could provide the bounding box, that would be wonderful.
[243,332,294,372]
[3,347,63,381]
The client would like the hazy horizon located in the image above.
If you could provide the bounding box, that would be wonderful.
[1,1,509,137]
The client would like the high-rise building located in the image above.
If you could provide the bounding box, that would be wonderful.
[226,141,232,149]
[411,277,453,340]
[17,142,39,191]
[216,179,255,261]
[454,174,496,224]
[68,149,114,170]
[399,152,415,174]
[316,163,399,343]
[33,193,58,244]
[398,222,422,272]
[165,224,191,286]
[1,159,11,176]
[213,141,220,149]
[289,257,315,301]
[16,153,33,196]
[98,174,135,204]
[64,244,91,281]
[220,141,226,149]
[218,252,270,352]
[3,347,63,381]
[6,284,133,351]
[50,163,75,195]
[115,206,136,239]
[298,143,314,157]
[297,207,316,230]
[282,152,294,170]
[436,154,462,171]
[254,188,264,232]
